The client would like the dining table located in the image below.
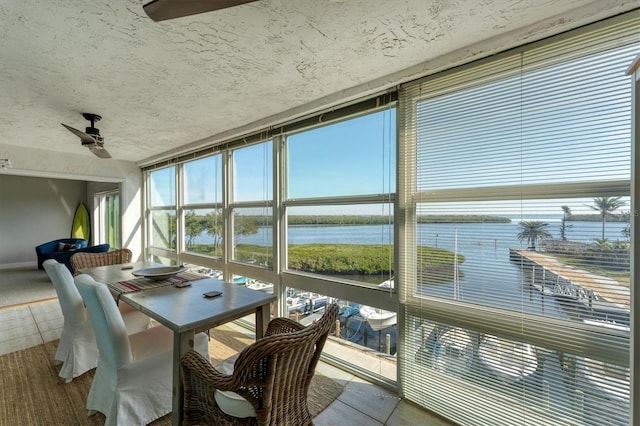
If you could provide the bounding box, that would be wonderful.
[77,261,277,426]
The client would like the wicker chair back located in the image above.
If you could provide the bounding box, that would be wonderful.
[70,248,132,275]
[181,303,340,426]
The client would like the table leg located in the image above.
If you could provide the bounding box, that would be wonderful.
[172,329,195,426]
[256,302,270,338]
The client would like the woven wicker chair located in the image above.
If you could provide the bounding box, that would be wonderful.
[70,248,133,275]
[181,303,339,426]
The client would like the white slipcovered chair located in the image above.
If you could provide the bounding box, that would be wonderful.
[42,259,151,383]
[75,274,211,426]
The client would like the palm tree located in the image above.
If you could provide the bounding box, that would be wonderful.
[620,211,631,241]
[559,205,573,241]
[517,221,552,251]
[588,196,625,240]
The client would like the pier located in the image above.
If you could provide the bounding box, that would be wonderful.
[509,249,630,312]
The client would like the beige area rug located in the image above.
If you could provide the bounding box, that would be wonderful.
[0,325,345,425]
[0,266,57,308]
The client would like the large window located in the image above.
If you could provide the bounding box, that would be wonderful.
[284,109,396,286]
[231,141,273,267]
[282,108,397,382]
[398,16,637,426]
[94,190,120,248]
[183,155,223,257]
[148,166,176,251]
[143,108,398,383]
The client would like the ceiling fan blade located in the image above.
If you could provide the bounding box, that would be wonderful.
[89,145,112,159]
[61,123,96,145]
[62,122,111,159]
[143,0,260,22]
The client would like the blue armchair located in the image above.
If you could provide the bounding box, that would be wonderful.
[36,240,110,273]
[36,239,88,269]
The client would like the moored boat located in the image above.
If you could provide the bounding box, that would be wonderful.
[288,293,328,314]
[478,335,538,381]
[287,297,306,313]
[378,278,394,289]
[582,318,630,332]
[358,276,396,331]
[245,280,274,293]
[338,302,361,319]
[233,276,247,284]
[577,356,630,401]
[359,305,397,331]
[434,327,473,375]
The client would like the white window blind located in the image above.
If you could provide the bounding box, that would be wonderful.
[398,12,638,426]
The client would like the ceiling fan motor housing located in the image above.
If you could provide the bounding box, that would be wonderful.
[82,113,103,143]
[83,126,104,144]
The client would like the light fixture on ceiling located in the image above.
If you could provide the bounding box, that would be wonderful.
[0,159,12,170]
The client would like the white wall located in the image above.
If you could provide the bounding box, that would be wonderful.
[0,144,143,266]
[0,175,87,266]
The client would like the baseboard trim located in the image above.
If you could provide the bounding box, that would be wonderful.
[0,261,38,270]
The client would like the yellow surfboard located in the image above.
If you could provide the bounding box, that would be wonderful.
[71,202,91,241]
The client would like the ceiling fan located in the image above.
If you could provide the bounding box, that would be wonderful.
[61,113,112,159]
[143,0,260,22]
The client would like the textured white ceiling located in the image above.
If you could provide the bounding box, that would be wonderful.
[0,0,635,164]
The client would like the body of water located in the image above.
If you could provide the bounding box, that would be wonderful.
[411,221,626,320]
[228,220,626,247]
[192,220,628,319]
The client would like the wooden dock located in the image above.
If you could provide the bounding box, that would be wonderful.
[510,249,630,311]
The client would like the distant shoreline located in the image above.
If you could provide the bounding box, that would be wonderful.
[286,214,511,225]
[566,214,627,222]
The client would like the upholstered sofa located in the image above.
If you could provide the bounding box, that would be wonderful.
[36,239,110,273]
[36,239,87,269]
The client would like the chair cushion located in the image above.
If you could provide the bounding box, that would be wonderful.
[213,353,256,418]
[58,242,76,251]
[214,390,257,418]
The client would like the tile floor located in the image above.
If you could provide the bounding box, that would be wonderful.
[0,297,451,426]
